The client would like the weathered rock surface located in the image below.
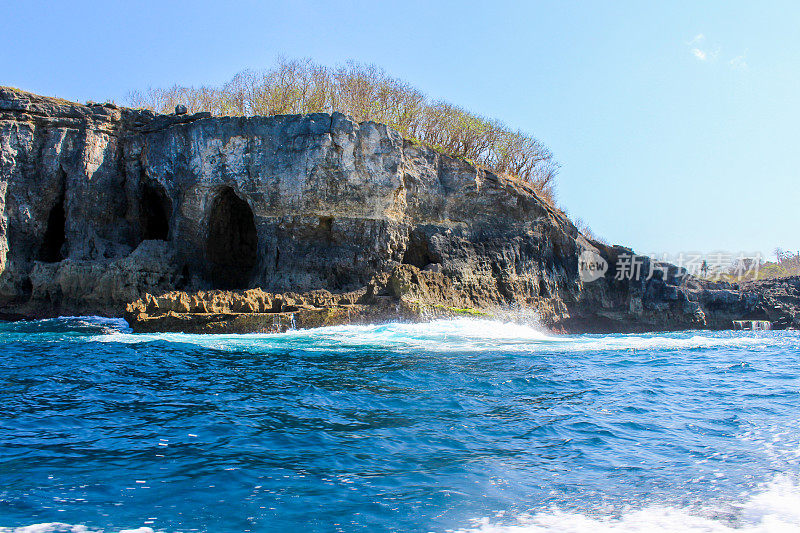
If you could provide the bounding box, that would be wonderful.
[1,87,796,332]
[123,264,492,333]
[739,276,800,329]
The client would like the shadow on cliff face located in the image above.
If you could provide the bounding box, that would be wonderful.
[206,187,258,289]
[37,168,67,263]
[140,182,171,241]
[402,230,434,269]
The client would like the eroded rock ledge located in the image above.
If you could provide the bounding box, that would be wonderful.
[126,265,800,334]
[2,87,798,333]
[124,265,487,333]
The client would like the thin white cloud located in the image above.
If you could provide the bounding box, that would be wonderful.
[688,34,712,61]
[729,53,748,70]
[689,34,705,45]
[686,34,722,63]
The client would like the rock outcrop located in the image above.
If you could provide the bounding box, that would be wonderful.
[123,264,495,333]
[739,276,800,329]
[1,87,796,332]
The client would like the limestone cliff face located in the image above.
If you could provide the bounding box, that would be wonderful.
[0,87,586,322]
[2,87,792,332]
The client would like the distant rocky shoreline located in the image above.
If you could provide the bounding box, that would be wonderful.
[1,87,798,333]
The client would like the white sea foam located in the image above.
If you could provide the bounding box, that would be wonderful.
[91,318,556,353]
[6,478,799,533]
[567,333,790,353]
[60,316,130,329]
[0,524,154,533]
[452,476,800,533]
[90,317,799,355]
[27,316,131,331]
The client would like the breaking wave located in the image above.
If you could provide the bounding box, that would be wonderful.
[454,476,800,532]
[82,317,800,354]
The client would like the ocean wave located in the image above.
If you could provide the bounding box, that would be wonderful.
[452,476,800,532]
[3,318,800,532]
[0,315,129,335]
[88,317,800,355]
[89,318,556,352]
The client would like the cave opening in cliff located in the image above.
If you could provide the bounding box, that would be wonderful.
[402,230,433,269]
[140,183,171,241]
[38,174,67,263]
[207,187,258,289]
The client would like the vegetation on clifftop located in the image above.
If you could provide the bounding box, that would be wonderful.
[128,58,558,203]
[754,249,800,280]
[699,248,800,283]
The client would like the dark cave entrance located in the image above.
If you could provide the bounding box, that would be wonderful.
[140,183,171,241]
[206,187,258,289]
[38,173,67,263]
[402,230,433,269]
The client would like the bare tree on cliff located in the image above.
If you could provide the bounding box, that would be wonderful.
[128,58,559,204]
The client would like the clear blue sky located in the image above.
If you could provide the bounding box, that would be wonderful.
[3,1,797,258]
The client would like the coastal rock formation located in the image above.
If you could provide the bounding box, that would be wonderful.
[123,264,488,333]
[1,87,795,332]
[0,87,584,323]
[739,276,800,329]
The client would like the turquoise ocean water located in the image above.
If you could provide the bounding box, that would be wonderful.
[0,317,798,532]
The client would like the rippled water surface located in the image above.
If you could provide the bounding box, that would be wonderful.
[0,318,799,532]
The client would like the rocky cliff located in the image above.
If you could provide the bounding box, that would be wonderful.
[1,87,795,332]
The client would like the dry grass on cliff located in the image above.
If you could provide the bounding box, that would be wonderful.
[750,250,800,280]
[127,58,558,203]
[698,249,800,283]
